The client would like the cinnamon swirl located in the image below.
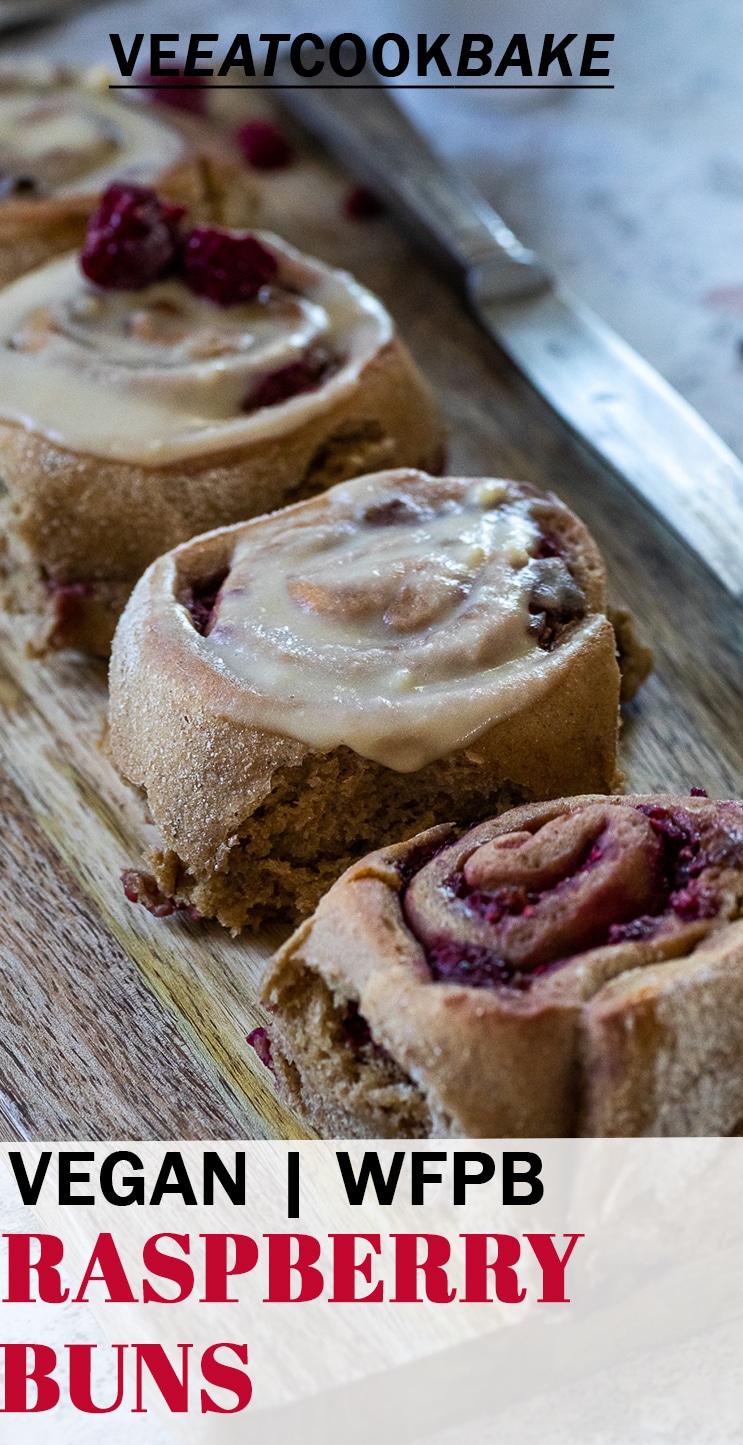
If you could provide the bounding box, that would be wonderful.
[260,792,743,1137]
[109,468,636,933]
[0,201,442,653]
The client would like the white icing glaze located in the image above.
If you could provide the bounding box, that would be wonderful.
[0,85,185,195]
[171,472,598,772]
[0,236,392,463]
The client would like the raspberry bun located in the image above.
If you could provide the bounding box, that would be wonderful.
[259,792,743,1137]
[0,63,254,289]
[109,468,642,933]
[0,193,443,654]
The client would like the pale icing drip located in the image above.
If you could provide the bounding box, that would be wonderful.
[176,472,597,772]
[0,237,391,462]
[0,86,184,195]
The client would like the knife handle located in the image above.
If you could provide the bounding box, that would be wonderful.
[279,74,552,303]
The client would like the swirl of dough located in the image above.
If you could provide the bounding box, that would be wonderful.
[0,67,187,200]
[168,470,607,770]
[0,233,391,462]
[0,71,186,197]
[403,795,743,987]
[0,66,255,296]
[258,793,743,1138]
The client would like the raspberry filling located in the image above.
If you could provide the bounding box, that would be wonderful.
[343,185,384,221]
[181,569,228,636]
[44,577,96,641]
[80,184,185,291]
[236,119,294,170]
[362,496,434,527]
[242,348,334,412]
[341,1000,396,1066]
[531,531,565,560]
[246,1026,275,1073]
[342,1000,374,1052]
[121,869,202,921]
[402,801,741,991]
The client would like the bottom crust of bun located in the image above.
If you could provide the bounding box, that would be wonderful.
[129,624,621,934]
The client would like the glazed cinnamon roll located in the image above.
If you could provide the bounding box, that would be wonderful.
[109,468,640,933]
[0,196,443,653]
[260,792,743,1137]
[0,64,253,288]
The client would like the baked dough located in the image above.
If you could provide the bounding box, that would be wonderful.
[0,230,443,653]
[109,469,632,933]
[0,63,254,288]
[260,793,743,1137]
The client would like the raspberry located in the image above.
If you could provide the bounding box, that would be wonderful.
[246,1027,274,1072]
[136,65,207,115]
[236,119,294,170]
[426,939,514,989]
[362,496,429,527]
[341,1001,373,1052]
[532,531,565,559]
[44,578,95,648]
[243,349,331,411]
[182,226,278,305]
[343,184,383,221]
[607,915,659,944]
[120,869,202,921]
[80,184,184,290]
[182,569,228,636]
[669,883,719,921]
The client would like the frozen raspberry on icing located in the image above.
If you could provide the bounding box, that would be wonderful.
[80,184,184,291]
[236,119,294,170]
[182,226,278,305]
[243,349,331,411]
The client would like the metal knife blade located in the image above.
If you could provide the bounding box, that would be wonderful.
[483,286,743,595]
[279,72,743,597]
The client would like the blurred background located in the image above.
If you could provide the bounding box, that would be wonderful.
[3,0,743,458]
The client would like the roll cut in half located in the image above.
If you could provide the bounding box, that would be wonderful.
[0,63,255,289]
[109,468,638,933]
[260,793,743,1138]
[0,198,442,654]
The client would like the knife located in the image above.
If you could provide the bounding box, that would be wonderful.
[278,73,743,597]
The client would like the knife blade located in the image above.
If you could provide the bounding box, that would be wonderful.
[278,73,743,597]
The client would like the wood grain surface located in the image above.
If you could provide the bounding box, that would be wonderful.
[1,92,742,1139]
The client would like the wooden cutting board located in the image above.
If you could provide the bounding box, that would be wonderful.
[1,88,743,1141]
